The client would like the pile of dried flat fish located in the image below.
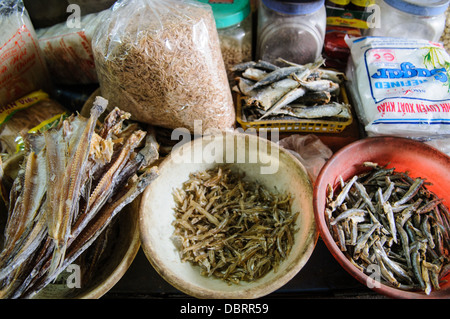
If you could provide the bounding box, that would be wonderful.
[0,97,159,298]
[172,165,298,285]
[232,58,351,122]
[325,162,450,295]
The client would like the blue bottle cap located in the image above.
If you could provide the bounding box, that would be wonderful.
[262,0,325,15]
[384,0,449,16]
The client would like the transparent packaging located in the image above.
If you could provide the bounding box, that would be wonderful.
[92,0,235,133]
[218,13,253,82]
[0,0,51,106]
[365,0,448,42]
[256,0,326,65]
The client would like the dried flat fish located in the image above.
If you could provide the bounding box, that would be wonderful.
[0,96,160,299]
[173,165,298,285]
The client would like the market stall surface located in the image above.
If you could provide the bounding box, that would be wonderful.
[103,239,384,299]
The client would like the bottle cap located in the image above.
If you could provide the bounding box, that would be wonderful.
[384,0,449,16]
[262,0,325,15]
[197,0,251,29]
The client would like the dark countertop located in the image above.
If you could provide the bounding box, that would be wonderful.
[103,239,383,299]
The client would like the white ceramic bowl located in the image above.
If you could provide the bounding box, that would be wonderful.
[139,132,318,299]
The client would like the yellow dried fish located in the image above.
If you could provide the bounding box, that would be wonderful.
[0,97,160,299]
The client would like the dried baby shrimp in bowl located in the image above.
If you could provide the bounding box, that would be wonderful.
[139,132,318,299]
[314,136,450,299]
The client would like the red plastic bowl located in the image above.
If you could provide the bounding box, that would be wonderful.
[313,136,450,299]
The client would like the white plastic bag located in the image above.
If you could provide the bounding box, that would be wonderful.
[346,36,450,140]
[92,0,235,133]
[278,134,333,183]
[0,0,51,106]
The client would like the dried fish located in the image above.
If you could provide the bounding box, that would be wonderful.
[242,68,268,81]
[249,66,304,91]
[233,58,351,123]
[173,165,298,284]
[0,97,160,298]
[259,87,307,120]
[325,162,449,295]
[244,78,300,111]
[298,79,340,93]
[274,102,351,120]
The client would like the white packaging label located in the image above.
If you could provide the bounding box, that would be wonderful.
[346,37,450,139]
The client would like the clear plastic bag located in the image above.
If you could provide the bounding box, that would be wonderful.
[278,134,333,183]
[36,9,110,85]
[0,90,67,155]
[0,0,51,106]
[92,0,235,133]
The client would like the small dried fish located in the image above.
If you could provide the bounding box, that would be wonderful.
[173,165,298,284]
[325,162,449,295]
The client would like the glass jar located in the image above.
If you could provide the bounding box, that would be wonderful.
[365,0,449,42]
[198,0,252,83]
[257,0,326,66]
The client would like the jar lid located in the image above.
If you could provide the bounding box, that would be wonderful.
[384,0,449,16]
[196,0,251,29]
[262,0,325,15]
[328,0,351,5]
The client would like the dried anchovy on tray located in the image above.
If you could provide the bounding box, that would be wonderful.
[0,97,159,298]
[231,58,351,122]
[325,162,450,295]
[172,165,298,285]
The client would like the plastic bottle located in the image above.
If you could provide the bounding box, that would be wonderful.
[256,0,326,65]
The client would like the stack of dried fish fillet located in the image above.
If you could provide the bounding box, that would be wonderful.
[0,97,159,298]
[325,162,450,295]
[232,58,351,122]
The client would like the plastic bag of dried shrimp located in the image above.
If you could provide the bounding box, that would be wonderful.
[0,0,51,107]
[92,0,235,133]
[345,36,450,140]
